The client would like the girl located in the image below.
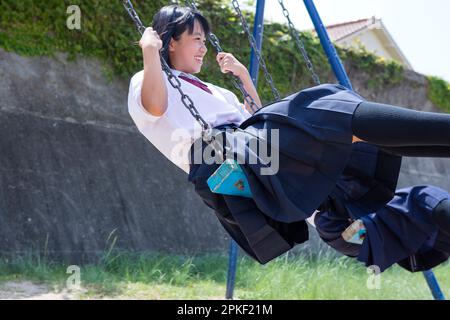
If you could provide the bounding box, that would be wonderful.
[313,142,450,272]
[128,5,450,264]
[314,184,450,273]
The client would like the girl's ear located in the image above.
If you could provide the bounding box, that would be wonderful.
[168,38,176,53]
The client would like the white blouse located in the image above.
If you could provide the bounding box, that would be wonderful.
[128,69,252,173]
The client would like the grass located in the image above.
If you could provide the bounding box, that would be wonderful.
[0,250,449,300]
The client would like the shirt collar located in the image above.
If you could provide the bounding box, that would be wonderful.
[170,69,202,82]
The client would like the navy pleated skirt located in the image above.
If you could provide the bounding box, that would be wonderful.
[188,84,399,264]
[315,185,450,272]
[205,84,365,222]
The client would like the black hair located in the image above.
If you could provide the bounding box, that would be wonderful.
[152,5,211,67]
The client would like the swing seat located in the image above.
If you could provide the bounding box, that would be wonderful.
[207,159,253,198]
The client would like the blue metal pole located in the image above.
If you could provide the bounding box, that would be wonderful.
[225,240,238,299]
[225,0,266,300]
[423,270,446,300]
[303,0,353,90]
[303,0,445,300]
[249,0,266,85]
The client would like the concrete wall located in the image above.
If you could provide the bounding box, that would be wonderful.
[1,49,449,262]
[0,49,231,263]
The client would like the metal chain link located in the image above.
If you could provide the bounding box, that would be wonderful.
[122,0,146,35]
[122,0,212,140]
[278,0,321,85]
[231,0,281,101]
[184,0,261,113]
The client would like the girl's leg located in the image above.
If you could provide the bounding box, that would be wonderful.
[352,101,450,148]
[381,146,450,158]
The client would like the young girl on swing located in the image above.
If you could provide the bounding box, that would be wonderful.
[128,5,450,267]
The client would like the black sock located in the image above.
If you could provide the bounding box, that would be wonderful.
[432,199,450,236]
[352,101,450,148]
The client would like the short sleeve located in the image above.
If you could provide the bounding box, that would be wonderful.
[213,85,252,118]
[127,71,169,130]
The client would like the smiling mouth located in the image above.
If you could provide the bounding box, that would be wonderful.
[194,56,203,63]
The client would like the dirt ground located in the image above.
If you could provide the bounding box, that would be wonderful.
[0,281,229,300]
[0,281,83,300]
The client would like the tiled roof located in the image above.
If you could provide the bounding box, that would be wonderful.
[324,17,378,42]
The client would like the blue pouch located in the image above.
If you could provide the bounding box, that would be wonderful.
[207,159,253,198]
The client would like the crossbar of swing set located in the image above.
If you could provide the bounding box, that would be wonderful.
[225,0,446,301]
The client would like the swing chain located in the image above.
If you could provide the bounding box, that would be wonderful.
[184,0,261,113]
[231,0,281,102]
[122,0,146,35]
[122,0,212,139]
[278,0,321,85]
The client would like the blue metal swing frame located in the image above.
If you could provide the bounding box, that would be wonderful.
[225,0,446,300]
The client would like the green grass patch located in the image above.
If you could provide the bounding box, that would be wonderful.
[0,251,449,299]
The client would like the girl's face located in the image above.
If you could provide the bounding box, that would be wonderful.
[169,19,208,74]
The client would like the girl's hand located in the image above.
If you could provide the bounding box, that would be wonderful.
[139,27,163,52]
[216,52,248,79]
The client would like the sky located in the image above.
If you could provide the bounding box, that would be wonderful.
[246,0,450,82]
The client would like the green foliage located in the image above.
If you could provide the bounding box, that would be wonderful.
[340,45,405,90]
[0,0,327,104]
[0,0,427,105]
[427,76,450,113]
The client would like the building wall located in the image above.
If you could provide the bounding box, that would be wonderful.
[337,29,396,63]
